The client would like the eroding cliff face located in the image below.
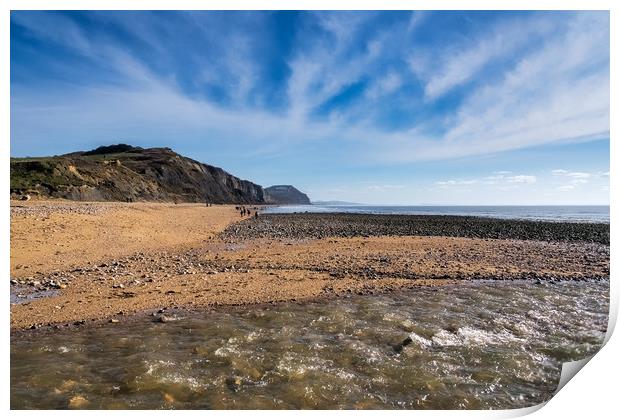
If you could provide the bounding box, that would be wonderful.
[10,145,266,204]
[264,185,311,205]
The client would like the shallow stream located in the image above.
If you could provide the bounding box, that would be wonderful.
[11,280,608,409]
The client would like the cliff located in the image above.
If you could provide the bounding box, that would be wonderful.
[264,185,311,205]
[10,144,266,204]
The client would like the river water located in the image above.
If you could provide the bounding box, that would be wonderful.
[11,279,608,409]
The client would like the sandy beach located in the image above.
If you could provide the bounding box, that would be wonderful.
[10,201,609,330]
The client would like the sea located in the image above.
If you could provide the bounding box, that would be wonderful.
[263,205,610,223]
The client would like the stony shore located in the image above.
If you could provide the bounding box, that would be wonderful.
[10,201,610,331]
[221,213,610,244]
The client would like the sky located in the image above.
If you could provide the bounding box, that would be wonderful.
[10,10,610,205]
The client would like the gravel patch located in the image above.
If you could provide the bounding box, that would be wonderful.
[10,203,113,218]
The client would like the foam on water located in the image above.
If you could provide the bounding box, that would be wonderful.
[407,332,433,347]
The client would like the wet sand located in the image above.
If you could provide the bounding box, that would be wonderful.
[10,201,609,330]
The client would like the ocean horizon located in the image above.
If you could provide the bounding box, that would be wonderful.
[264,204,610,223]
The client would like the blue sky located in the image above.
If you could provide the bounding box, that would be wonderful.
[10,11,610,204]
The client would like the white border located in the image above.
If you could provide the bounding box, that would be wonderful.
[2,1,616,419]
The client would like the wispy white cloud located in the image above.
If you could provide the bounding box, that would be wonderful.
[557,185,576,192]
[12,11,93,56]
[506,175,537,184]
[549,168,610,195]
[365,72,402,100]
[366,184,405,191]
[409,15,555,100]
[285,11,386,122]
[551,169,593,186]
[436,179,479,187]
[378,12,609,163]
[437,173,536,189]
[11,11,610,168]
[567,172,591,179]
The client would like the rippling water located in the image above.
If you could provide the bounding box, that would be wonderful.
[11,280,608,409]
[264,205,610,223]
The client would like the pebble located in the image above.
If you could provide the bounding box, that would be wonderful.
[225,376,243,392]
[393,336,414,353]
[156,315,174,323]
[11,203,108,218]
[68,395,89,409]
[163,393,175,404]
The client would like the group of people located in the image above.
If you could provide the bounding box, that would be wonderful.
[235,205,259,218]
[202,200,259,217]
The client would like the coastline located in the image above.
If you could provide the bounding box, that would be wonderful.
[10,201,610,331]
